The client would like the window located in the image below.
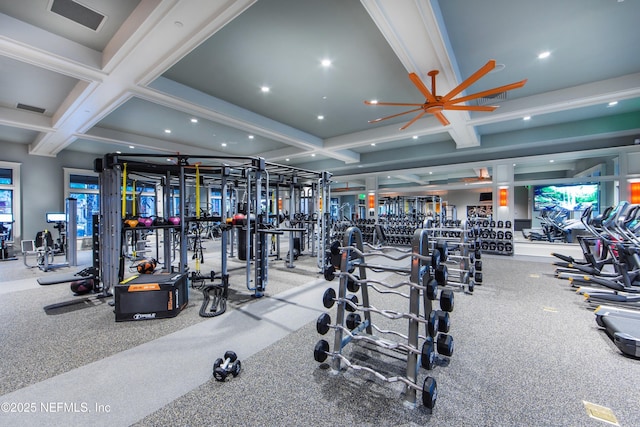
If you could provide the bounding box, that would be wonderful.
[210,189,221,215]
[65,169,100,238]
[0,162,21,241]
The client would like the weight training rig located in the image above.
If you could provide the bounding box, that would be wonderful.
[96,153,331,315]
[314,226,455,411]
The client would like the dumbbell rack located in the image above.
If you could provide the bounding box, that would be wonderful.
[378,216,422,246]
[472,219,514,256]
[315,226,444,409]
[424,219,482,290]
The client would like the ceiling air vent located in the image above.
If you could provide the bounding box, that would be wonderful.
[476,91,507,106]
[48,0,106,31]
[17,103,46,114]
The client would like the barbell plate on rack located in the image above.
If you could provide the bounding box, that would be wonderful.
[314,339,330,363]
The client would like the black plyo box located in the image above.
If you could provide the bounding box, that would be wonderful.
[115,273,188,322]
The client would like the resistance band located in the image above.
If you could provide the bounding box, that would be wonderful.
[121,163,127,219]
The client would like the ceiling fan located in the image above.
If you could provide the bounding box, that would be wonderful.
[364,59,527,129]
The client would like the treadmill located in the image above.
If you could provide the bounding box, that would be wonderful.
[594,305,640,357]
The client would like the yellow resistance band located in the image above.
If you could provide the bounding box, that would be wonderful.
[122,163,127,218]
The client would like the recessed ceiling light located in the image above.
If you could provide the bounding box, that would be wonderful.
[608,101,618,107]
[261,86,270,93]
[371,143,376,146]
[321,59,332,67]
[221,143,227,147]
[190,118,198,123]
[429,171,433,175]
[322,96,327,100]
[116,151,122,154]
[549,159,555,163]
[523,116,531,121]
[164,129,171,134]
[538,51,551,59]
[387,176,391,179]
[317,115,324,120]
[412,135,418,139]
[129,145,134,149]
[285,158,290,161]
[248,135,254,139]
[311,153,316,157]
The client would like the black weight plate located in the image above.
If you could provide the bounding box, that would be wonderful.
[347,275,360,293]
[421,337,435,370]
[322,288,336,308]
[314,339,329,363]
[437,333,454,357]
[346,313,361,330]
[426,278,438,301]
[316,313,331,335]
[427,311,439,338]
[440,289,454,312]
[224,351,237,363]
[231,360,241,377]
[437,310,450,333]
[345,294,359,312]
[422,376,437,409]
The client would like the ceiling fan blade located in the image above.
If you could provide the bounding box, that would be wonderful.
[408,73,438,103]
[365,100,424,107]
[441,59,496,102]
[447,79,528,105]
[443,105,498,112]
[433,111,450,126]
[368,107,424,124]
[399,111,430,130]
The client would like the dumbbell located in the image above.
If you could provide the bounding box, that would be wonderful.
[421,332,454,368]
[322,288,358,312]
[213,350,241,382]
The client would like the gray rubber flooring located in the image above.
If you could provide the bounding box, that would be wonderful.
[0,239,638,426]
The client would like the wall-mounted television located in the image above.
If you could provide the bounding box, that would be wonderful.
[533,183,599,212]
[479,192,493,202]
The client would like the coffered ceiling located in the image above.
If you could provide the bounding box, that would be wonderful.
[1,0,639,192]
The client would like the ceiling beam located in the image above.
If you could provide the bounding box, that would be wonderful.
[3,0,257,156]
[361,0,480,148]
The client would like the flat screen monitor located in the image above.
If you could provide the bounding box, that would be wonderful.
[533,183,599,212]
[46,213,66,223]
[0,213,13,223]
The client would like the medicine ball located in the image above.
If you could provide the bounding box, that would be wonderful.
[70,279,94,295]
[136,258,157,274]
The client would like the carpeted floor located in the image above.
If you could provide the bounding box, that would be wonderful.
[0,238,639,426]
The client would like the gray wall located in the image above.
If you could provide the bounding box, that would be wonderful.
[1,141,98,243]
